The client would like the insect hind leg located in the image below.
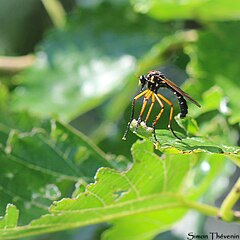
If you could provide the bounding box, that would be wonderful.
[157,93,182,140]
[152,94,165,142]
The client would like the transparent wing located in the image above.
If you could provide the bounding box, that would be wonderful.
[163,78,201,107]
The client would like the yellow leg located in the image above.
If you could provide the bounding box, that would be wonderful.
[145,93,155,123]
[137,90,152,125]
[157,93,181,140]
[122,89,149,140]
[152,94,165,141]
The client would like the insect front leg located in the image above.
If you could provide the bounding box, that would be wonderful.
[122,89,149,140]
[144,93,155,124]
[135,91,152,131]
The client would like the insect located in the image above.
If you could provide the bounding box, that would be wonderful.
[122,70,201,141]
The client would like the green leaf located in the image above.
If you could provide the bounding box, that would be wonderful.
[0,107,112,224]
[0,86,51,145]
[129,119,240,159]
[131,0,240,21]
[11,4,170,120]
[102,209,186,240]
[0,83,9,107]
[192,86,224,117]
[0,204,19,229]
[5,130,80,178]
[0,139,228,239]
[185,22,240,124]
[175,115,199,136]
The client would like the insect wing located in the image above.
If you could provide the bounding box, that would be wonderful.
[164,78,201,107]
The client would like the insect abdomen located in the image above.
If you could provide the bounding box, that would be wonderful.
[176,92,188,118]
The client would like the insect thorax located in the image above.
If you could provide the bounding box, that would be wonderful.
[146,70,166,92]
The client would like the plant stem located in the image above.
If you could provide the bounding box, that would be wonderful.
[0,55,35,73]
[219,177,240,222]
[227,154,240,167]
[41,0,66,29]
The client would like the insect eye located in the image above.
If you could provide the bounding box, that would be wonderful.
[139,75,146,84]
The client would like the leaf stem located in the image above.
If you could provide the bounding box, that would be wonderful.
[181,198,219,217]
[219,177,240,222]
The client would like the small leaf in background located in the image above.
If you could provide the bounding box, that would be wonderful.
[0,204,19,229]
[131,0,240,21]
[185,22,240,124]
[175,115,199,136]
[0,83,9,107]
[191,86,224,117]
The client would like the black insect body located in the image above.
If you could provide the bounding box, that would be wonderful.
[122,70,201,141]
[175,91,188,118]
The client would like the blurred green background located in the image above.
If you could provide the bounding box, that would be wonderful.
[0,0,239,239]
